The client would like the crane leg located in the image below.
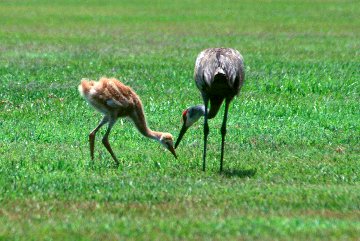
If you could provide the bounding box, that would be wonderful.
[220,99,230,172]
[203,97,210,171]
[102,117,120,167]
[89,116,109,160]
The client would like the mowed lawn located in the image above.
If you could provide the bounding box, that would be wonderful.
[0,0,359,240]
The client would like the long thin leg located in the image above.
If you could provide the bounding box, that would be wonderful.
[102,117,120,167]
[203,96,210,171]
[89,116,109,160]
[220,99,231,172]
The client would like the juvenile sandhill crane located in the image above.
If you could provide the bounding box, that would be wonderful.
[175,48,245,172]
[78,77,177,166]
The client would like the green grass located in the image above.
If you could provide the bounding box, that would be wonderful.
[0,0,359,240]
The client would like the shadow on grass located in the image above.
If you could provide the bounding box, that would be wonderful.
[221,168,257,178]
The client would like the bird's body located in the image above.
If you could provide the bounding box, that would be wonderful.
[195,48,244,99]
[78,77,177,166]
[175,48,245,172]
[79,78,138,118]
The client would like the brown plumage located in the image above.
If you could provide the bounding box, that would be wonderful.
[78,77,177,166]
[175,48,245,172]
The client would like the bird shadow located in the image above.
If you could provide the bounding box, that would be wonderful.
[221,168,257,178]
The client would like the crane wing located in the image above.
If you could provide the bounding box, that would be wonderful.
[106,99,127,108]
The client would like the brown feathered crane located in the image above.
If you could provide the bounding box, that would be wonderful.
[78,77,177,166]
[175,48,245,172]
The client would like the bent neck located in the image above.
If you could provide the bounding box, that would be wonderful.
[192,96,225,120]
[147,130,163,141]
[130,103,163,142]
[187,100,223,127]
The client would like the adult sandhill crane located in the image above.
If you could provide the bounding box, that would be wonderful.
[175,48,245,172]
[78,77,177,166]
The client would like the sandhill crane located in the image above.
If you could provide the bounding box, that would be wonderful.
[175,48,245,172]
[78,77,177,166]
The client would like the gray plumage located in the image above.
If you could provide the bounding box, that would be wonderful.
[194,48,245,98]
[175,48,245,172]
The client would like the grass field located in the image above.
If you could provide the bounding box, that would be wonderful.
[0,0,359,240]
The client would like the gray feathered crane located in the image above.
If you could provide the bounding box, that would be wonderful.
[175,48,245,172]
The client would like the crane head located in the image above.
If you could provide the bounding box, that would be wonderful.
[160,133,177,159]
[175,105,204,149]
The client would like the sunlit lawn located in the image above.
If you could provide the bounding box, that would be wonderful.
[0,0,359,240]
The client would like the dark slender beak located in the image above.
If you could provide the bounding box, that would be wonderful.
[168,145,177,159]
[175,123,188,149]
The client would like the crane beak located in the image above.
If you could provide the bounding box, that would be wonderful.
[175,122,188,149]
[168,145,177,159]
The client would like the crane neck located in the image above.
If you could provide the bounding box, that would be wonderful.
[188,101,220,121]
[129,100,163,141]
